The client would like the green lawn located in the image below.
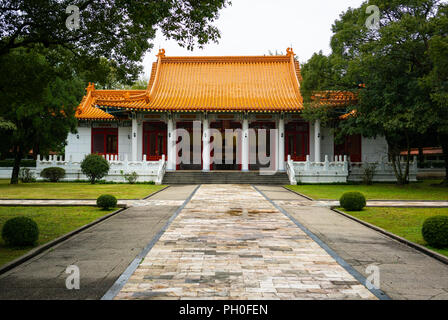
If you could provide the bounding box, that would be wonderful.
[0,180,166,199]
[341,207,448,257]
[0,206,116,267]
[286,180,448,200]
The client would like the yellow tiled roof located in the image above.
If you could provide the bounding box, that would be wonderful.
[75,83,116,120]
[75,48,304,119]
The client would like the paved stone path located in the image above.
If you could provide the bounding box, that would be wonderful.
[114,185,376,300]
[0,185,196,300]
[258,185,448,300]
[1,199,446,208]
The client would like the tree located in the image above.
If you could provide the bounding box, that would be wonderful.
[0,0,230,183]
[420,3,448,184]
[0,47,80,184]
[301,0,447,184]
[0,0,230,84]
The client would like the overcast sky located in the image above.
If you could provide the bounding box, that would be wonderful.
[142,0,366,78]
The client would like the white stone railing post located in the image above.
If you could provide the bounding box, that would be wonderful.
[124,154,129,171]
[305,155,310,171]
[156,154,166,185]
[286,155,297,185]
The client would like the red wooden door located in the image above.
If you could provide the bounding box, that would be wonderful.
[143,122,166,161]
[285,121,309,161]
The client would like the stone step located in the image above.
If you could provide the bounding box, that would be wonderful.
[162,171,290,185]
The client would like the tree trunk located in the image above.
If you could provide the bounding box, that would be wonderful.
[387,135,410,185]
[418,147,424,168]
[10,145,23,185]
[403,134,411,184]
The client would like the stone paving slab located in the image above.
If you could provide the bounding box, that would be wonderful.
[114,185,376,300]
[258,185,448,300]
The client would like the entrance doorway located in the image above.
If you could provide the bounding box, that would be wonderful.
[176,121,202,170]
[285,121,309,161]
[210,120,242,170]
[249,121,276,170]
[143,122,166,161]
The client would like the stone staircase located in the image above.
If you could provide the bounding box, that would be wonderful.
[162,170,290,185]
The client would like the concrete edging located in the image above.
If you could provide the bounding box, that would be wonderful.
[142,185,169,199]
[331,208,448,266]
[0,207,127,276]
[282,186,315,201]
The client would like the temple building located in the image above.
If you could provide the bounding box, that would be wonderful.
[53,48,410,183]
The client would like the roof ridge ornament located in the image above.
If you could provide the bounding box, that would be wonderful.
[286,47,294,58]
[86,82,95,94]
[157,48,166,58]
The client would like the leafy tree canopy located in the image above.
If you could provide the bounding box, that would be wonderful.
[0,0,230,84]
[0,1,230,184]
[300,0,448,184]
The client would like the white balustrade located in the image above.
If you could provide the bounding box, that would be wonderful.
[286,154,419,184]
[35,153,165,183]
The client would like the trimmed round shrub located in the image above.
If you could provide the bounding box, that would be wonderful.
[422,215,448,248]
[339,191,366,211]
[2,216,39,246]
[40,167,66,182]
[80,154,110,184]
[97,194,117,210]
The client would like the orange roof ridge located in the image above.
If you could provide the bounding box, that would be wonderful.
[160,55,292,64]
[76,83,115,120]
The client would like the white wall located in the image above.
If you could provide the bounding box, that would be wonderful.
[314,127,389,163]
[320,127,334,161]
[118,126,131,161]
[361,136,388,162]
[65,127,91,162]
[137,122,143,161]
[309,122,315,162]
